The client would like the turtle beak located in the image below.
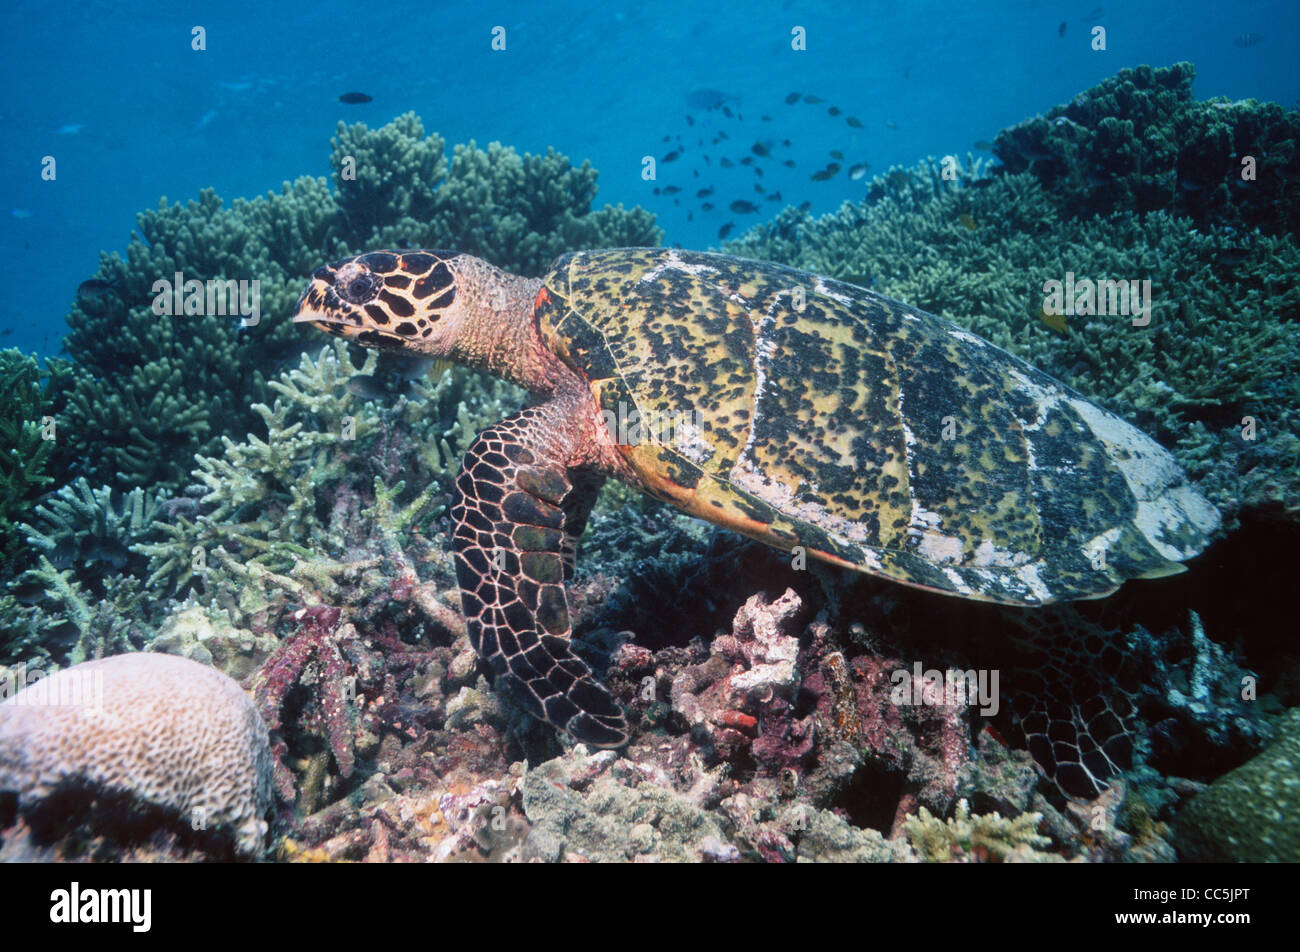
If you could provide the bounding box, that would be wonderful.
[292,282,413,350]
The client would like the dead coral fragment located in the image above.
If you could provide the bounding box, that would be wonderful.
[252,605,361,804]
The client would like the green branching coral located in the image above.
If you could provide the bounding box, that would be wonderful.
[54,114,659,493]
[994,62,1300,234]
[903,799,1056,862]
[4,477,163,665]
[0,350,57,572]
[21,476,165,578]
[725,154,1300,520]
[1,558,150,666]
[334,113,661,277]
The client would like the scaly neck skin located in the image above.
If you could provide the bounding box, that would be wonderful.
[445,257,575,397]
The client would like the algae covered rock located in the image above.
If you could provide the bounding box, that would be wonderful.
[520,746,734,862]
[1174,707,1300,862]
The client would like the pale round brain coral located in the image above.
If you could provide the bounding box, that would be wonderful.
[0,652,273,857]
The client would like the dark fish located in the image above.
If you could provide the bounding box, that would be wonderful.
[378,353,436,381]
[693,168,700,178]
[782,139,791,147]
[754,183,765,194]
[958,213,977,231]
[662,185,681,195]
[0,328,11,337]
[785,92,801,104]
[761,115,772,122]
[673,198,680,206]
[1233,32,1263,47]
[740,156,754,166]
[338,92,373,104]
[1058,21,1066,37]
[701,202,715,211]
[798,201,812,212]
[697,186,715,198]
[811,163,841,181]
[730,200,759,214]
[886,120,898,130]
[653,187,661,195]
[846,116,864,128]
[723,106,734,118]
[752,142,770,157]
[973,140,994,151]
[76,277,119,299]
[720,157,734,168]
[782,159,795,168]
[76,277,121,314]
[663,134,672,142]
[848,163,869,180]
[718,130,729,140]
[829,149,844,160]
[664,149,682,162]
[347,374,394,399]
[9,577,46,605]
[686,114,695,126]
[969,178,995,189]
[804,94,823,104]
[688,212,693,222]
[687,88,732,110]
[718,222,734,239]
[766,191,782,202]
[754,166,764,177]
[1217,246,1250,265]
[703,155,711,166]
[828,106,841,116]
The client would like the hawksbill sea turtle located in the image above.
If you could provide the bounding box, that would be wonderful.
[293,247,1220,749]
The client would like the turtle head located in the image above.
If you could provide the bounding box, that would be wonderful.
[293,250,467,356]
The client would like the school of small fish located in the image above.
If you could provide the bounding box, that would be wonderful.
[665,87,885,241]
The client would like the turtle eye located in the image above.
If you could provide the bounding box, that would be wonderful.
[335,262,381,305]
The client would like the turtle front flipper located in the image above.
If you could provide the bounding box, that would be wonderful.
[451,408,627,748]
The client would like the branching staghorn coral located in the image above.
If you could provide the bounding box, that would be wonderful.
[903,799,1054,862]
[135,340,514,636]
[22,476,165,578]
[0,350,57,572]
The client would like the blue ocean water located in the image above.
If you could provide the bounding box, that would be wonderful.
[0,0,1296,356]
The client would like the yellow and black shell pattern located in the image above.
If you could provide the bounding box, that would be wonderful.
[536,248,1220,606]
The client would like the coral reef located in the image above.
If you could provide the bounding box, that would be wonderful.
[2,67,1293,865]
[993,63,1300,234]
[0,653,272,858]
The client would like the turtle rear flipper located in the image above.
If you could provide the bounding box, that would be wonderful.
[451,407,627,748]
